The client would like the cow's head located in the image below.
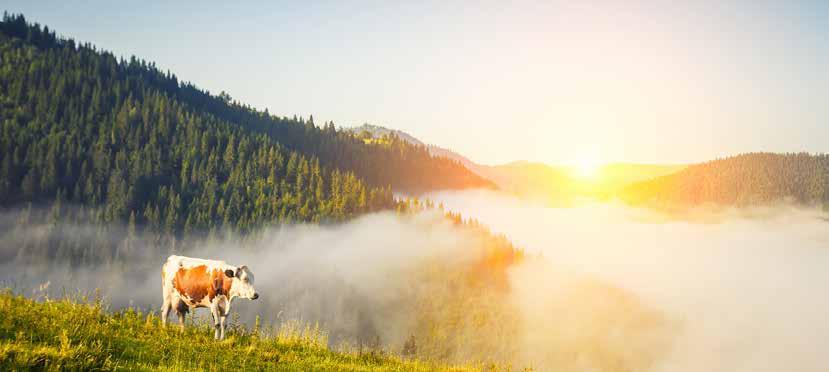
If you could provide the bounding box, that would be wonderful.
[225,265,259,300]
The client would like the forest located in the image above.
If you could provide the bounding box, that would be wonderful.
[0,13,498,260]
[620,152,829,207]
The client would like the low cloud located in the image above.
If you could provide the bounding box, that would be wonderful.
[0,210,485,349]
[6,191,822,370]
[427,189,829,372]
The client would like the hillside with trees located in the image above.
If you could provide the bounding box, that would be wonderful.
[0,13,398,235]
[620,152,829,207]
[0,13,495,236]
[0,13,491,214]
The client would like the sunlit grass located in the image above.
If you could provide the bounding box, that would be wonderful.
[0,290,483,371]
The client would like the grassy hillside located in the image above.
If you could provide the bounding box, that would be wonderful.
[0,291,479,371]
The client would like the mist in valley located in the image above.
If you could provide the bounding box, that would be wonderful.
[2,190,828,371]
[0,211,486,346]
[428,190,829,372]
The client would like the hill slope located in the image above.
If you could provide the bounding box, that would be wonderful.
[621,152,829,206]
[0,291,471,371]
[0,14,397,233]
[0,13,497,237]
[0,12,491,230]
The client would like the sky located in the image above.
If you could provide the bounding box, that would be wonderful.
[4,1,828,165]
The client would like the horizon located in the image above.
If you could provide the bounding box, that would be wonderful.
[3,1,829,166]
[349,123,828,168]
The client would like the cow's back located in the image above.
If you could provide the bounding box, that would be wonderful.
[163,255,226,281]
[162,255,233,307]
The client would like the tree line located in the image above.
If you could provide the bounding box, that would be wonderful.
[620,152,829,207]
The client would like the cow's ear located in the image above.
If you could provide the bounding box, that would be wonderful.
[224,269,235,278]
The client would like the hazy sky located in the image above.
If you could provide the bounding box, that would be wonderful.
[4,1,828,165]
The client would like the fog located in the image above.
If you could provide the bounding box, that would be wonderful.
[2,190,828,371]
[0,210,488,348]
[427,189,829,372]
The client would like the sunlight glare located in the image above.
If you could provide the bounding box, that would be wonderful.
[575,160,600,178]
[569,150,603,179]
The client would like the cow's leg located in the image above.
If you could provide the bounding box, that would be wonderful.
[210,304,220,340]
[177,311,185,331]
[175,301,187,332]
[219,314,227,340]
[160,298,171,327]
[217,299,230,340]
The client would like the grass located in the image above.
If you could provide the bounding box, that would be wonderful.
[0,290,481,371]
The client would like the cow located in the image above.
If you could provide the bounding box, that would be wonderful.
[161,255,259,340]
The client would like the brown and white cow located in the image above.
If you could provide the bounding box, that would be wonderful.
[161,255,259,340]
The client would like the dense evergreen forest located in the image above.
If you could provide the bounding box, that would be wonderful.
[0,14,492,197]
[0,14,491,227]
[0,13,391,232]
[620,152,829,207]
[0,13,498,264]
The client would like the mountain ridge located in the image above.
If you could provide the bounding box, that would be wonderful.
[348,124,828,208]
[347,123,687,203]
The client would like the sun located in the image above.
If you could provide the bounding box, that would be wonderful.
[574,159,601,178]
[568,151,603,179]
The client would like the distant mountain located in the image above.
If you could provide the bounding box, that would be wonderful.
[351,124,829,208]
[599,163,689,188]
[347,123,425,146]
[621,153,829,207]
[347,124,686,203]
[472,161,686,205]
[347,124,466,158]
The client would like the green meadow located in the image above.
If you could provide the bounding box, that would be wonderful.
[0,291,490,371]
